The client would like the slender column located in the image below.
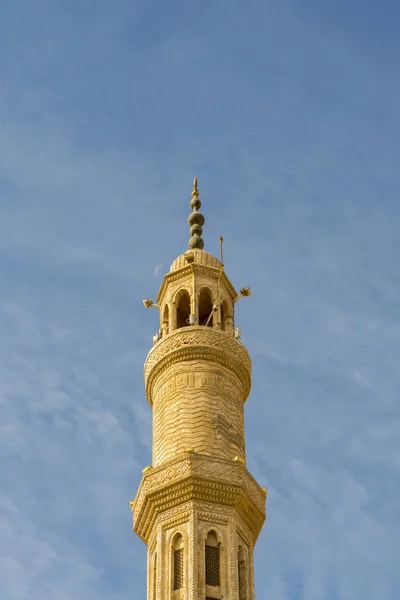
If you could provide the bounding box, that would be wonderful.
[188,508,197,600]
[229,521,239,600]
[161,306,169,337]
[156,527,163,600]
[213,293,221,329]
[168,301,177,332]
[147,546,151,600]
[249,544,256,600]
[225,314,234,335]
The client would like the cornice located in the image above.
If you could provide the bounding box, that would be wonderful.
[144,327,251,406]
[146,327,251,375]
[132,453,266,544]
[156,263,237,305]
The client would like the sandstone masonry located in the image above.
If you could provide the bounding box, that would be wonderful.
[131,183,266,600]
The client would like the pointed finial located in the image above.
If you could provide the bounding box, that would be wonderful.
[188,177,205,249]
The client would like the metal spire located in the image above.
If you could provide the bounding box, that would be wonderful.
[188,177,205,249]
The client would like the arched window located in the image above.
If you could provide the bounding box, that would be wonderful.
[205,531,220,587]
[199,290,213,327]
[172,534,184,591]
[162,304,169,336]
[153,552,157,600]
[176,292,190,329]
[238,545,247,599]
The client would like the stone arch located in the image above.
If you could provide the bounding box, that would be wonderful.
[174,289,191,329]
[171,531,184,549]
[171,532,184,592]
[206,529,219,545]
[198,287,214,327]
[205,529,220,587]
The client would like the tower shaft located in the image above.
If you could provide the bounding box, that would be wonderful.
[131,184,266,600]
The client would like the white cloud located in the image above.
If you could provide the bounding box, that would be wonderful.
[0,1,399,599]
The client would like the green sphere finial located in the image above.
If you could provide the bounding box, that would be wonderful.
[188,177,205,249]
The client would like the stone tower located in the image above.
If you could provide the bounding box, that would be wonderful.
[131,179,266,600]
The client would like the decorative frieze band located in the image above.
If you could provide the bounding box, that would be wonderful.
[145,332,251,406]
[145,327,251,380]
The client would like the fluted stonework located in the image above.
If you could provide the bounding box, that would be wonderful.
[132,234,266,599]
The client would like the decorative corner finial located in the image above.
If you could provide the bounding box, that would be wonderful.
[188,177,205,249]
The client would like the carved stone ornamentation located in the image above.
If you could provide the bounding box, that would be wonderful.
[132,184,266,600]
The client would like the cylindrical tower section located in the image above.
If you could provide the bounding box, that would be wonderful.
[144,326,251,467]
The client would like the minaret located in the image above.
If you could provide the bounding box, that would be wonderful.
[131,179,266,600]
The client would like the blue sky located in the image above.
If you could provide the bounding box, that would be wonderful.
[0,1,399,598]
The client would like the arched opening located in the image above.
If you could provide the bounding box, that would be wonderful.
[238,545,247,600]
[199,290,213,327]
[205,530,220,587]
[176,292,190,329]
[162,304,169,337]
[172,533,184,591]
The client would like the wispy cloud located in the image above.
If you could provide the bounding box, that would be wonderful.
[0,1,399,599]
